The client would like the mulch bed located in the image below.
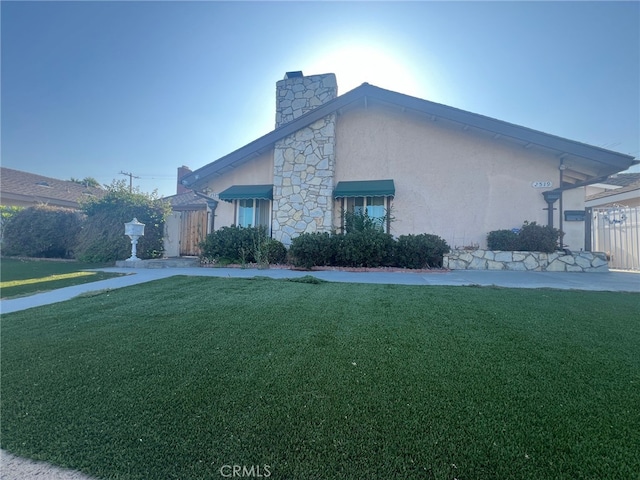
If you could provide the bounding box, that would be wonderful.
[200,262,449,274]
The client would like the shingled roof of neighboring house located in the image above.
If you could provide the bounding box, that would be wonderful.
[0,167,105,209]
[586,173,640,203]
[180,82,637,192]
[163,191,209,211]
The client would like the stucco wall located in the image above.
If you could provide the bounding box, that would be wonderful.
[197,103,590,251]
[201,151,273,228]
[561,187,586,249]
[334,105,585,249]
[163,212,181,258]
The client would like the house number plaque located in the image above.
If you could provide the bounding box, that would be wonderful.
[531,181,553,188]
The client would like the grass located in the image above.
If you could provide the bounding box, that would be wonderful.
[1,276,638,479]
[0,258,123,298]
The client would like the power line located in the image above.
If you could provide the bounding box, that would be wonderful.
[119,171,140,193]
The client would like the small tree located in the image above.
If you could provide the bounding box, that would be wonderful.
[75,181,170,262]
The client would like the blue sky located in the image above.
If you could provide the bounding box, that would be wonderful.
[2,1,638,197]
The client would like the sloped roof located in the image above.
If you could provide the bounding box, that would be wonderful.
[163,191,209,211]
[0,167,105,209]
[181,83,637,191]
[586,173,640,202]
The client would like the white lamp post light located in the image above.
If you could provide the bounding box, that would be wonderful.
[124,218,145,261]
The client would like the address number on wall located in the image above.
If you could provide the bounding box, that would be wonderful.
[531,181,553,188]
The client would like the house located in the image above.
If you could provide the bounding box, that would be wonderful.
[0,167,105,209]
[585,173,640,208]
[179,71,637,251]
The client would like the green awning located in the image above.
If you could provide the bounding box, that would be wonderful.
[333,180,395,198]
[218,185,273,202]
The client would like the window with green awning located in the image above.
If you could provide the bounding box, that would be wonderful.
[334,180,395,233]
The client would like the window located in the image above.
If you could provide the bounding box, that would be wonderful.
[333,180,395,233]
[236,199,270,229]
[343,196,390,232]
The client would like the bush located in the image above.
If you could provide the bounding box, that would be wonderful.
[342,209,386,234]
[517,221,560,253]
[288,232,334,269]
[259,238,287,264]
[394,234,451,269]
[199,225,268,264]
[333,231,395,267]
[487,229,520,251]
[290,230,450,270]
[75,181,170,262]
[487,221,561,253]
[2,205,82,258]
[0,205,22,240]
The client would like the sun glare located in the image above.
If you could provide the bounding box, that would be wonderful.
[305,42,430,99]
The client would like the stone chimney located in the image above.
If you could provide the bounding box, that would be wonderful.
[272,72,338,245]
[275,71,337,128]
[177,166,192,194]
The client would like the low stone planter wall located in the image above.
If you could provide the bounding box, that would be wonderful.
[443,250,609,272]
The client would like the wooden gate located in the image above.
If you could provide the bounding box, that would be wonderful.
[589,206,640,271]
[179,209,208,256]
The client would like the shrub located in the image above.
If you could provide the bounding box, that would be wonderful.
[333,231,395,267]
[75,181,170,262]
[342,209,386,234]
[394,233,451,269]
[0,205,22,240]
[487,222,561,253]
[288,232,334,269]
[199,225,268,264]
[487,229,520,251]
[290,229,450,270]
[259,238,287,265]
[517,221,560,253]
[2,205,82,258]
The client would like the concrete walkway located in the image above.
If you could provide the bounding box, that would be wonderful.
[1,267,637,315]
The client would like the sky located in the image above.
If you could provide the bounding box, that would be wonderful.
[2,1,639,198]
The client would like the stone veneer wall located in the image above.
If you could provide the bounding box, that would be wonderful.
[275,73,337,128]
[444,250,609,272]
[272,73,338,246]
[272,115,336,245]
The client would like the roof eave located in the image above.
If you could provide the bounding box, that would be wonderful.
[181,83,637,188]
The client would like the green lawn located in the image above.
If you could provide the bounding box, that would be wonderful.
[1,276,638,479]
[0,258,123,298]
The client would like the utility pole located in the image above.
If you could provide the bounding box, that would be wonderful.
[119,171,140,193]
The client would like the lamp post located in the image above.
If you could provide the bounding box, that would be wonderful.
[124,218,145,261]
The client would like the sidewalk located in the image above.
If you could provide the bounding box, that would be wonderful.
[1,267,637,315]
